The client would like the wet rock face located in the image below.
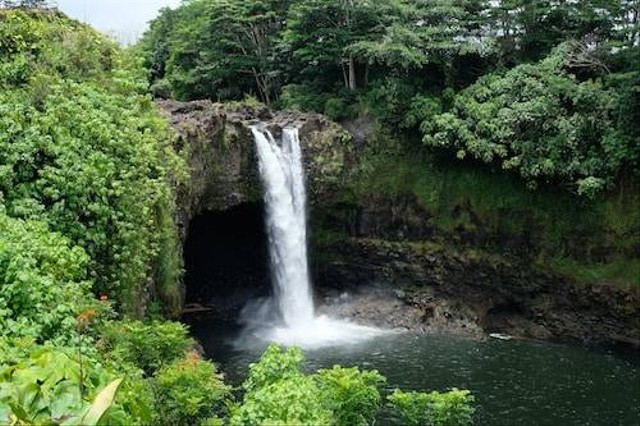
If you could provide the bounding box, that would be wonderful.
[356,194,434,240]
[158,99,353,310]
[158,100,351,222]
[158,100,257,230]
[313,238,640,347]
[316,284,484,337]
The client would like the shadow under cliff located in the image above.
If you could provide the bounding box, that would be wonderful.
[183,202,270,319]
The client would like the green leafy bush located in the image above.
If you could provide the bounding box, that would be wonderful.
[279,83,331,113]
[232,374,332,426]
[231,345,393,426]
[388,388,475,426]
[242,344,304,393]
[154,352,230,426]
[0,344,152,425]
[0,346,88,425]
[423,42,636,196]
[0,9,117,85]
[0,212,90,343]
[231,345,330,425]
[0,9,187,314]
[0,82,185,313]
[359,77,419,125]
[404,95,442,129]
[324,95,354,121]
[99,320,193,376]
[316,365,386,426]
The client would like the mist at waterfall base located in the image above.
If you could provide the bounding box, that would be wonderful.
[235,127,383,349]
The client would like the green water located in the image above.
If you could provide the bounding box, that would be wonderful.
[190,322,640,425]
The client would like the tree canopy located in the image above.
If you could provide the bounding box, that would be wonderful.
[139,0,639,196]
[424,42,638,196]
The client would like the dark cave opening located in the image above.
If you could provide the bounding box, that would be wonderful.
[183,202,270,317]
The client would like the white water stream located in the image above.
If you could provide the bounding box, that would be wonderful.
[252,127,314,326]
[242,126,382,348]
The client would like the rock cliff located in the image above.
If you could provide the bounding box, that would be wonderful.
[157,100,351,242]
[160,100,639,350]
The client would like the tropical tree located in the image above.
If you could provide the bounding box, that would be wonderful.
[423,42,637,196]
[144,0,290,103]
[283,0,389,91]
[347,0,494,85]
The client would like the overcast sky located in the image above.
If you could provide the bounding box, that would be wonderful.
[58,0,182,45]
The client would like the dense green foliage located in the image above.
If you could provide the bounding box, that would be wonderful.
[0,9,202,425]
[154,352,229,426]
[139,0,290,102]
[141,0,639,196]
[0,346,128,425]
[0,319,225,425]
[2,334,473,426]
[230,344,471,426]
[0,212,91,343]
[231,345,333,425]
[99,320,193,376]
[315,365,386,426]
[388,388,475,426]
[425,42,638,196]
[0,9,187,314]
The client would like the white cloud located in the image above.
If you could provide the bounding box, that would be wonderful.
[58,0,182,45]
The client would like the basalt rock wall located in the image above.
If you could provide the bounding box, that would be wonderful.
[158,100,352,308]
[159,100,639,349]
[158,100,351,244]
[313,237,639,348]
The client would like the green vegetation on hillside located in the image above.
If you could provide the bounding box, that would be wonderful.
[342,142,639,288]
[1,9,475,425]
[0,9,187,314]
[140,0,639,198]
[425,42,638,196]
[0,9,218,425]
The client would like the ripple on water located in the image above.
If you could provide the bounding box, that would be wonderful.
[189,321,640,426]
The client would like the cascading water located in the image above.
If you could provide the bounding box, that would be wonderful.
[252,127,314,326]
[239,126,384,348]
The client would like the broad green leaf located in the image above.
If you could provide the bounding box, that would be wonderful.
[79,378,122,426]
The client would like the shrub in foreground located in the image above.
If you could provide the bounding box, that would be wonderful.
[154,351,230,426]
[230,345,331,425]
[316,365,386,426]
[99,319,193,376]
[231,344,473,426]
[388,388,475,426]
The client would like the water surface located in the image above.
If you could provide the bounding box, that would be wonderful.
[190,321,640,426]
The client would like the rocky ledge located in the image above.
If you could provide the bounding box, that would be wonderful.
[158,100,352,223]
[314,238,640,348]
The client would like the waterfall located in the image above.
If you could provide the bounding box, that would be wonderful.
[252,127,314,326]
[242,125,384,348]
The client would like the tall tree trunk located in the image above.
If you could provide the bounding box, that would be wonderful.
[348,56,357,90]
[253,68,270,106]
[341,61,349,88]
[343,0,356,90]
